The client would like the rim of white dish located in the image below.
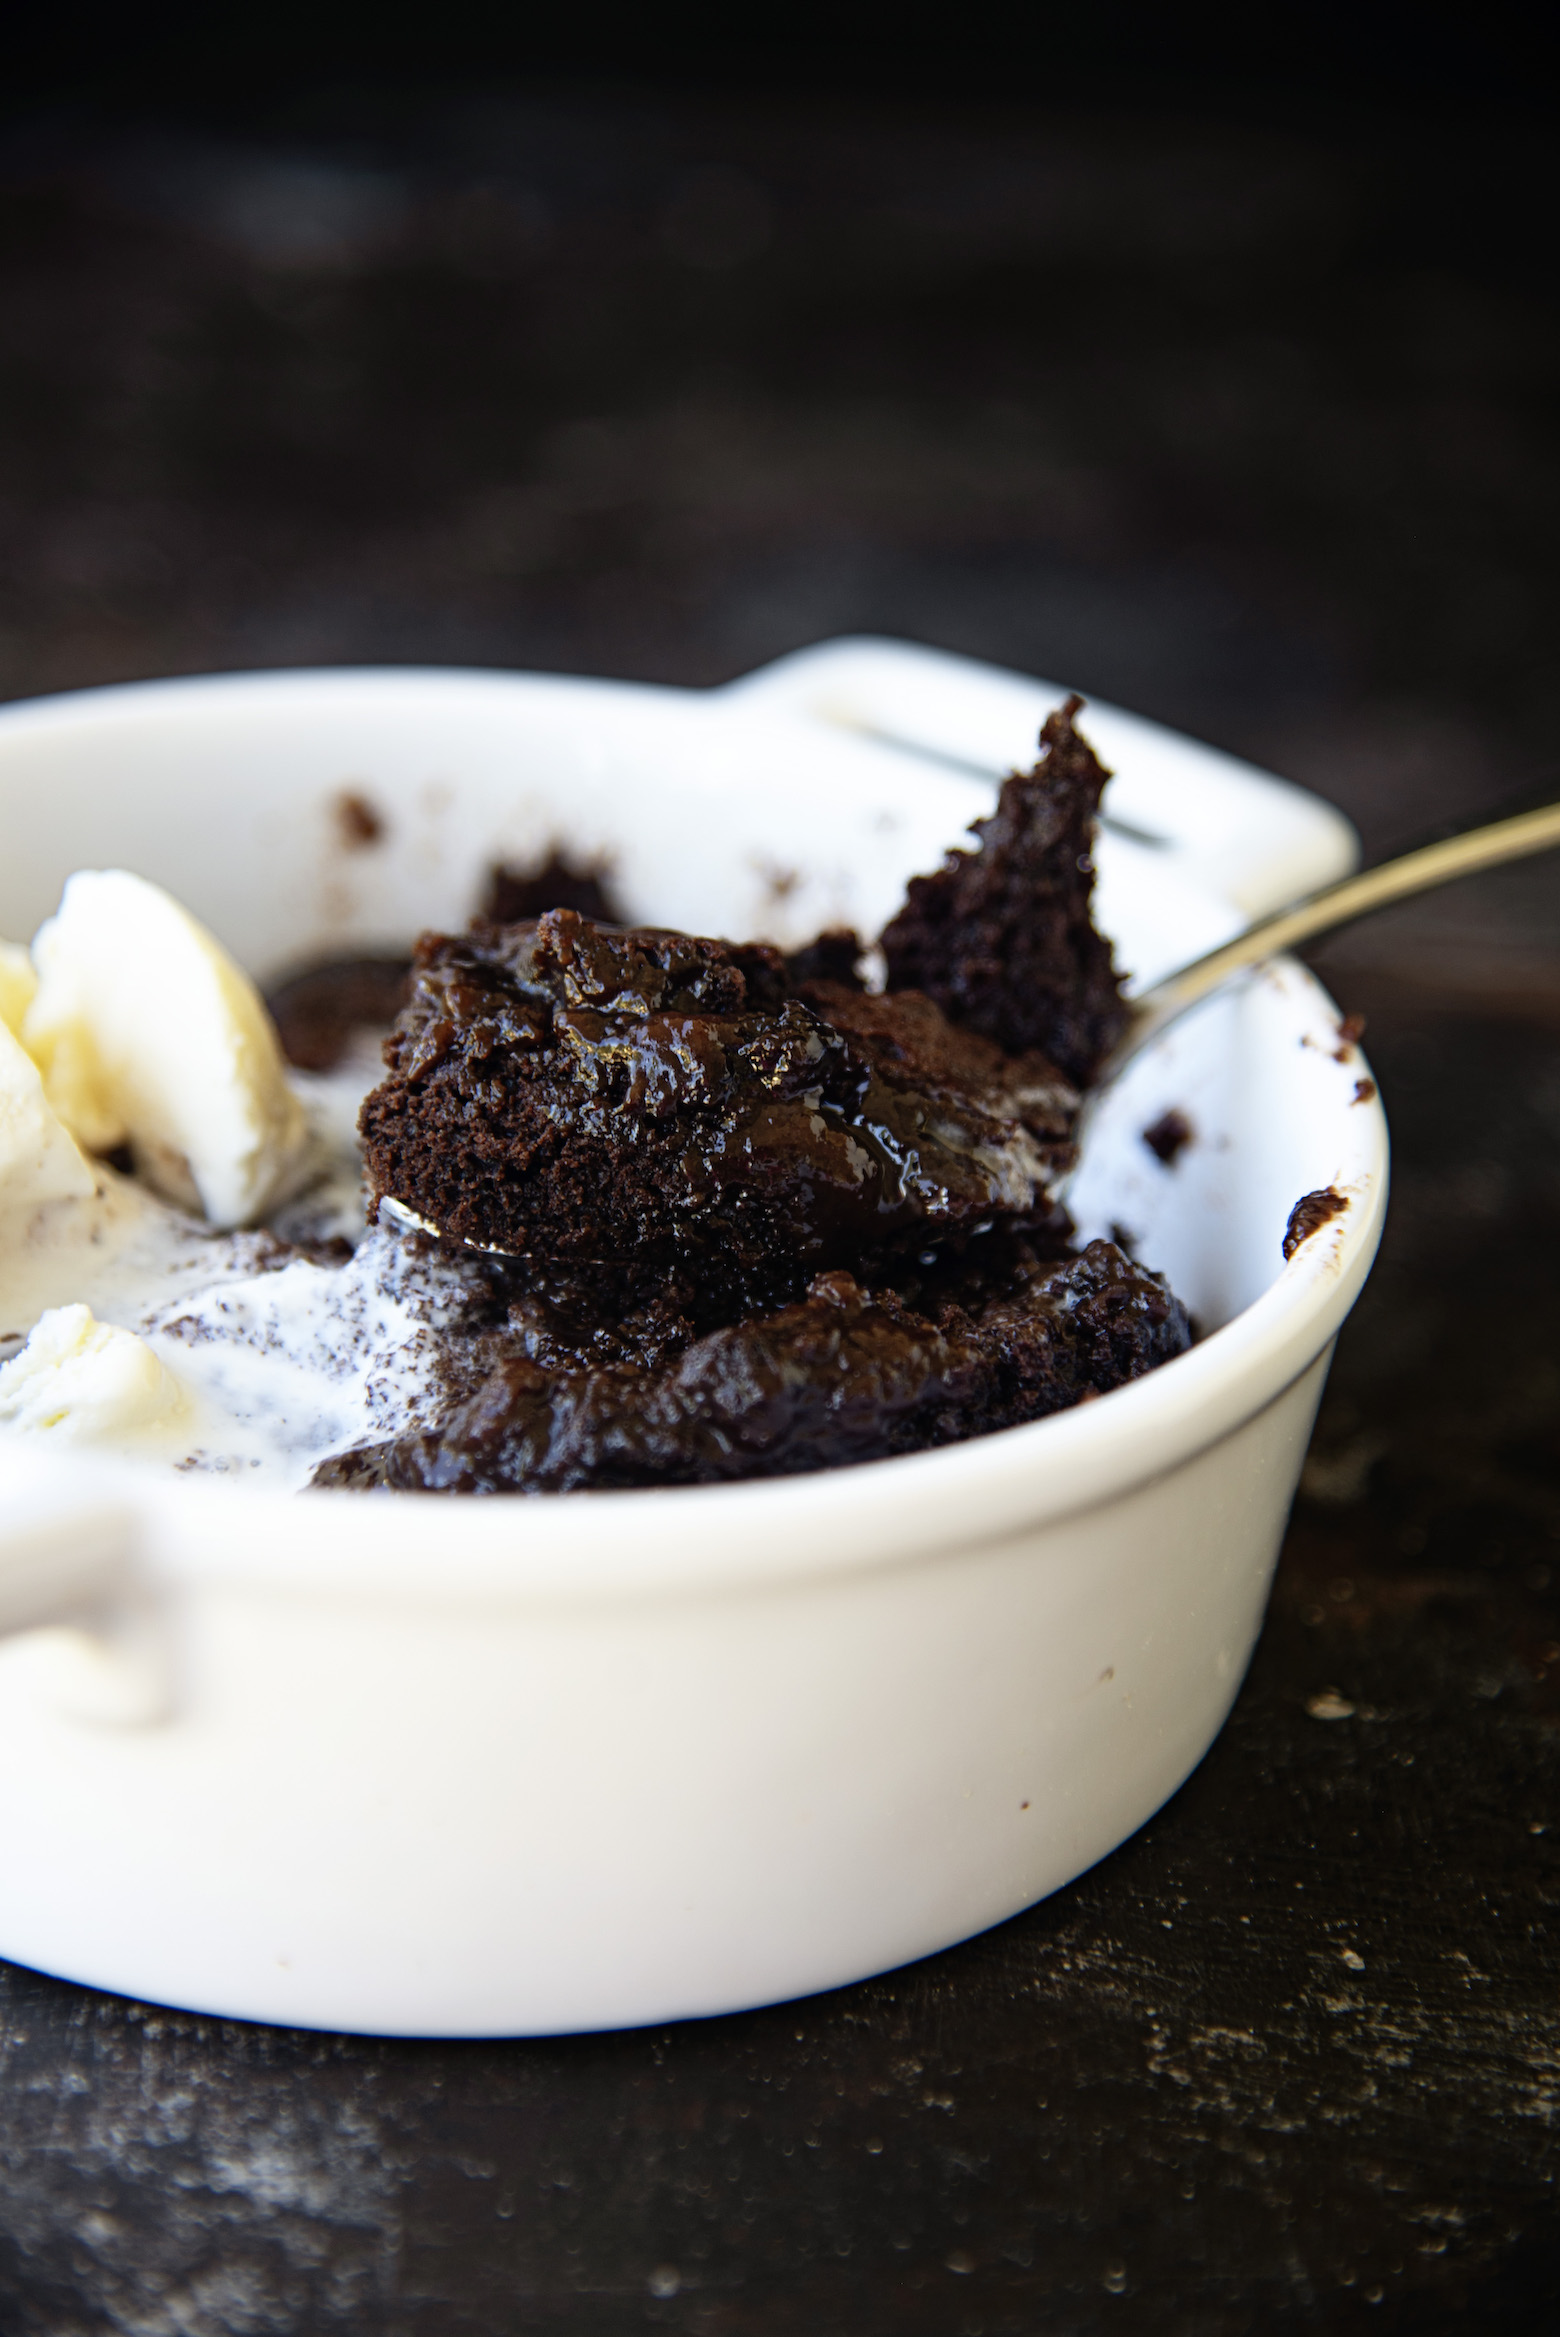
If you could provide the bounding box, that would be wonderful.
[0,669,1389,1605]
[0,663,731,739]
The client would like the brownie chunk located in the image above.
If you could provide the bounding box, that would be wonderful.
[313,1237,1190,1493]
[358,907,1076,1292]
[482,849,623,927]
[783,926,866,989]
[1142,1107,1194,1166]
[879,694,1128,1086]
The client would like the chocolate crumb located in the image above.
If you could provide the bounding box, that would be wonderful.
[334,789,385,849]
[756,860,801,902]
[1283,1187,1350,1261]
[784,927,865,989]
[1353,1077,1377,1105]
[1142,1108,1194,1166]
[1333,1011,1367,1061]
[483,849,622,927]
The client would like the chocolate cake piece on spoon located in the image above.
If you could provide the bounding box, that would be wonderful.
[358,908,1077,1305]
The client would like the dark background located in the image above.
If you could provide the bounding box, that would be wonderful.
[2,17,1558,2332]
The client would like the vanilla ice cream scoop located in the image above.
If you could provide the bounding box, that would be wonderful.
[0,1018,96,1216]
[0,1303,189,1443]
[22,870,308,1229]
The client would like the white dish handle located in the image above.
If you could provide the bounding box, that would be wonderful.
[0,1486,139,1638]
[0,1481,173,1724]
[720,635,1360,915]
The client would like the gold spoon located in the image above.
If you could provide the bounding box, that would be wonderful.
[1101,795,1560,1082]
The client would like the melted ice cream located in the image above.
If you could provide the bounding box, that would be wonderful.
[0,1055,465,1489]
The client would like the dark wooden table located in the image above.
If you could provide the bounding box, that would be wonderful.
[1,83,1556,2333]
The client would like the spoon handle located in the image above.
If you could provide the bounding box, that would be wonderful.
[1111,796,1560,1071]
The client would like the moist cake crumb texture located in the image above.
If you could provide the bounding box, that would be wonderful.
[357,909,1078,1295]
[879,693,1128,1087]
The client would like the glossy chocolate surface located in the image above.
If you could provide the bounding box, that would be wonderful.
[359,909,1077,1289]
[313,1238,1189,1492]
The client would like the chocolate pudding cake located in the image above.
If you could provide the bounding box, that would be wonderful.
[332,698,1191,1493]
[1,696,1195,1492]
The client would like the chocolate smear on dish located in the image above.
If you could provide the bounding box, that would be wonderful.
[1283,1187,1350,1260]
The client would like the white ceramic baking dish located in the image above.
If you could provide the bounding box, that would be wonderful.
[0,639,1385,2036]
